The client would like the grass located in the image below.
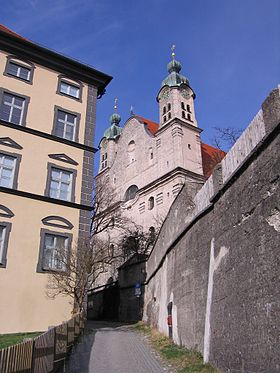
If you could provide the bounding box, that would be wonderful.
[134,322,218,373]
[0,332,42,349]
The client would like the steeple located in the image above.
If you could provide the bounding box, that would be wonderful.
[157,46,197,128]
[103,98,122,140]
[161,45,190,88]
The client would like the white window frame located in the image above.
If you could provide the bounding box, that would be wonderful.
[50,168,73,201]
[42,233,68,271]
[1,93,25,125]
[0,225,6,264]
[60,81,80,99]
[57,110,77,141]
[7,62,31,81]
[0,222,12,268]
[0,153,16,188]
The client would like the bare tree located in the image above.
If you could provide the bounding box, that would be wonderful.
[91,177,129,236]
[119,221,162,260]
[46,178,128,312]
[212,126,243,151]
[46,237,120,312]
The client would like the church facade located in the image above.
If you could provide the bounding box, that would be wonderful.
[96,54,225,234]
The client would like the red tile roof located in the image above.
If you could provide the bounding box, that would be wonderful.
[135,115,226,178]
[135,116,159,135]
[0,24,27,40]
[201,143,226,179]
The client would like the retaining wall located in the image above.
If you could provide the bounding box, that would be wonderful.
[143,86,280,373]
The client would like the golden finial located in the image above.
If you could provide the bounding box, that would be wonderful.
[171,44,176,60]
[114,98,118,111]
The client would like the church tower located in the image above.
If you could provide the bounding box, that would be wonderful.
[98,99,122,173]
[156,47,203,177]
[157,46,197,128]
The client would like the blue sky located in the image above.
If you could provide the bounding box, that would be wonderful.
[2,0,279,158]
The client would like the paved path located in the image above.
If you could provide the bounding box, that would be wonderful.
[64,321,170,373]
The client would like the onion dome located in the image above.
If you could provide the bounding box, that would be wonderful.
[109,112,121,125]
[161,46,189,88]
[103,98,122,140]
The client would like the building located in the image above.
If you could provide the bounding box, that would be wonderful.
[96,52,225,237]
[0,25,112,333]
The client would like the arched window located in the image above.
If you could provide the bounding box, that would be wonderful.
[101,152,107,169]
[167,103,171,111]
[127,140,136,163]
[181,102,185,110]
[148,196,154,210]
[124,185,139,201]
[187,113,192,121]
[4,56,35,84]
[163,106,166,114]
[168,112,171,119]
[149,226,156,241]
[164,116,167,123]
[182,111,186,119]
[187,104,191,113]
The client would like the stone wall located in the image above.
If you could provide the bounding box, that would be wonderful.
[143,86,280,373]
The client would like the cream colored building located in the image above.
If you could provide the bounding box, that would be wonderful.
[0,25,111,333]
[96,54,224,241]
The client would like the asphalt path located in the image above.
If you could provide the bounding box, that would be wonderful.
[63,321,170,373]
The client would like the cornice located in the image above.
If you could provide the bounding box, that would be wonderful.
[0,120,97,153]
[155,117,203,136]
[0,30,112,96]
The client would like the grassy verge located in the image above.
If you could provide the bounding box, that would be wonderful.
[0,332,42,349]
[134,322,218,373]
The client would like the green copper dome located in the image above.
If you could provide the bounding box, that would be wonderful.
[104,123,122,140]
[103,110,122,140]
[167,59,182,73]
[109,112,121,125]
[161,58,189,88]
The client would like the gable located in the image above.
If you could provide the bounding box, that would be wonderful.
[0,137,23,150]
[48,153,78,166]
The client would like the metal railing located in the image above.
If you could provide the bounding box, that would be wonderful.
[0,312,85,373]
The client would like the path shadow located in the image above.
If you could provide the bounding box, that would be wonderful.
[61,320,138,373]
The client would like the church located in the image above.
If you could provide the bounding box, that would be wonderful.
[96,51,225,233]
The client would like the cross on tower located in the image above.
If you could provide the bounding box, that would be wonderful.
[171,44,176,60]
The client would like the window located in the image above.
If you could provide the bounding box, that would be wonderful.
[0,152,21,189]
[168,112,171,120]
[148,196,154,210]
[7,62,31,81]
[53,107,80,142]
[4,57,34,84]
[42,234,68,271]
[181,102,186,110]
[187,104,191,113]
[187,113,192,121]
[163,116,167,123]
[57,75,83,101]
[49,168,73,201]
[0,154,16,188]
[60,81,80,99]
[182,111,186,119]
[101,153,107,169]
[37,229,72,273]
[163,106,166,114]
[127,140,136,164]
[167,103,171,111]
[0,222,11,268]
[0,92,26,125]
[124,185,139,201]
